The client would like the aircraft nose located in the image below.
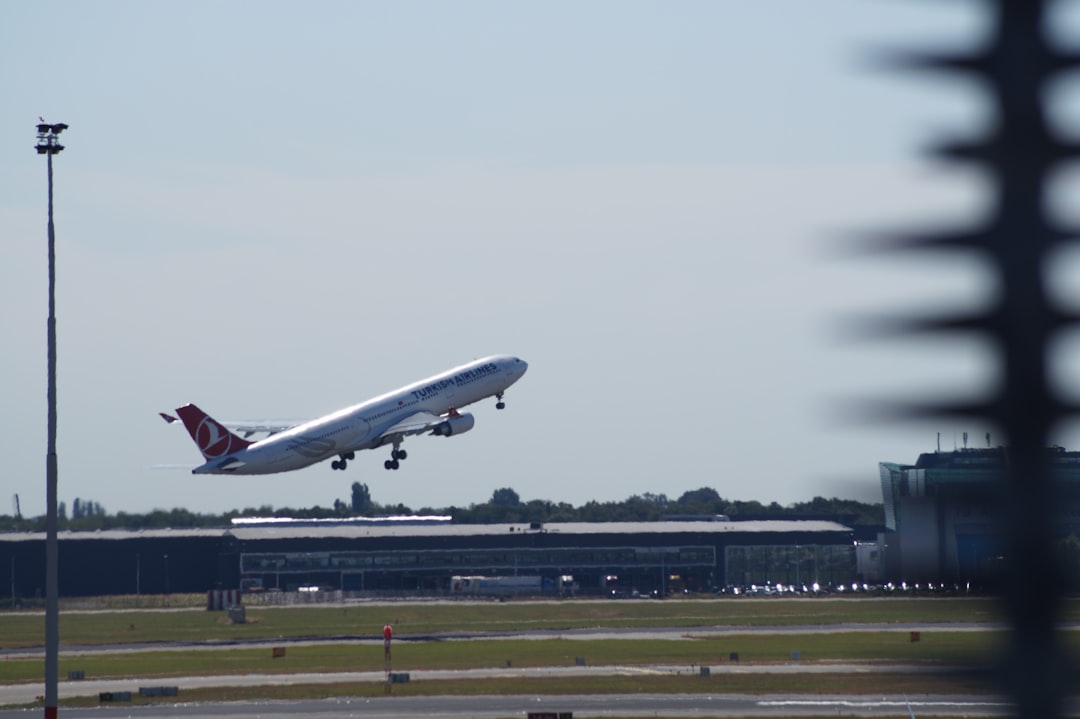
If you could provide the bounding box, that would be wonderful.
[516,358,528,376]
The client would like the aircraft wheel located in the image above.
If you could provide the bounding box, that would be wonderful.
[394,449,407,461]
[384,460,393,470]
[390,459,400,470]
[332,460,342,471]
[344,451,355,460]
[496,401,506,410]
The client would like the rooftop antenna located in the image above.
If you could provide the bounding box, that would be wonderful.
[12,494,20,520]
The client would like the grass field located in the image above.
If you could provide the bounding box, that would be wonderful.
[1,596,1077,712]
[0,595,1022,648]
[0,632,1017,683]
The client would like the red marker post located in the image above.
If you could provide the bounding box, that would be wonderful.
[383,624,393,693]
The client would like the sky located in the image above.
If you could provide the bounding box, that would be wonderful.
[4,1,1080,517]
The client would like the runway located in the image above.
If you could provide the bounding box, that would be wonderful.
[0,663,1025,717]
[0,692,1021,718]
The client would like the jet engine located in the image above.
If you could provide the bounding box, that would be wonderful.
[432,412,475,437]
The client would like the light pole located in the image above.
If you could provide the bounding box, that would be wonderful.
[36,120,66,719]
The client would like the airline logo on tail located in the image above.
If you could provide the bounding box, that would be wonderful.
[174,404,252,459]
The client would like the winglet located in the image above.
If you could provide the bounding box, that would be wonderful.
[159,412,178,424]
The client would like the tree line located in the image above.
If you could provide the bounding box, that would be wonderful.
[0,484,885,532]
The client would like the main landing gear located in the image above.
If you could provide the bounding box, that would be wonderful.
[331,451,356,471]
[384,444,407,471]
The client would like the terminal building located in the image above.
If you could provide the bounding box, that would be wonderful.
[9,446,1080,600]
[0,518,858,599]
[879,445,1080,582]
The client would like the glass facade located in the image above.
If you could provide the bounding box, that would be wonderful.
[723,544,856,587]
[242,545,716,575]
[239,542,859,594]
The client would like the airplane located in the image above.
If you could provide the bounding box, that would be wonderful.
[161,355,528,475]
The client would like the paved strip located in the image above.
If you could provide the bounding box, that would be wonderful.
[0,662,953,706]
[0,691,1027,719]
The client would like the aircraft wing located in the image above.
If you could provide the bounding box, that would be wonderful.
[378,411,446,440]
[227,420,304,438]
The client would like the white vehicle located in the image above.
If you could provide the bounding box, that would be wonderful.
[162,355,527,475]
[450,575,576,597]
[450,576,545,596]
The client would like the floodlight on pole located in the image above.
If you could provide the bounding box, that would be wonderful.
[35,119,66,719]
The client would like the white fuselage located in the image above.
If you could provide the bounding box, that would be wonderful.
[191,355,527,475]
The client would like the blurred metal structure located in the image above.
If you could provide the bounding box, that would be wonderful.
[878,2,1077,715]
[35,120,67,719]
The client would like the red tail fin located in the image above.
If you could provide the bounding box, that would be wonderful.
[174,404,253,460]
